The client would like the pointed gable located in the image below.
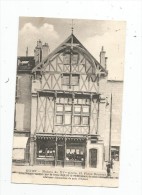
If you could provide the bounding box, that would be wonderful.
[32,33,108,77]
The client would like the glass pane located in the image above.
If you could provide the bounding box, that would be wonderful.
[65,105,72,112]
[56,115,63,124]
[74,106,81,113]
[74,116,81,125]
[78,99,82,104]
[56,105,63,112]
[60,98,64,103]
[74,98,77,104]
[82,116,89,125]
[64,114,71,125]
[82,106,89,113]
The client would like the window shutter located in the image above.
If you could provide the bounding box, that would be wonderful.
[71,54,78,64]
[63,74,70,85]
[71,74,79,85]
[64,54,70,64]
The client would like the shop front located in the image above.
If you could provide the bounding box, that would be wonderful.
[36,135,87,168]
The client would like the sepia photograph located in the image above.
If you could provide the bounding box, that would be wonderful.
[11,17,126,187]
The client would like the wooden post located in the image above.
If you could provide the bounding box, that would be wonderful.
[44,97,47,132]
[71,93,75,134]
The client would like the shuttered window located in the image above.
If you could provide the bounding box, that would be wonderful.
[62,74,79,86]
[72,74,79,85]
[62,74,70,85]
[71,54,78,64]
[64,53,78,65]
[64,54,70,64]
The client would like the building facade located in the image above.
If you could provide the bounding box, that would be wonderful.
[12,33,123,171]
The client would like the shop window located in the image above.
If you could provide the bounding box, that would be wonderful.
[37,146,55,158]
[111,146,120,161]
[66,147,85,161]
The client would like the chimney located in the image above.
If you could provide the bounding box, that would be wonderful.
[100,46,107,69]
[42,42,50,60]
[34,40,42,65]
[26,47,28,57]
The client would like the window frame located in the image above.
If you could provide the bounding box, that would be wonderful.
[55,98,90,127]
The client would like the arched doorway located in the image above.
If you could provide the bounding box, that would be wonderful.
[89,148,97,168]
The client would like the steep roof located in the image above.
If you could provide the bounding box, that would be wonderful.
[32,33,108,76]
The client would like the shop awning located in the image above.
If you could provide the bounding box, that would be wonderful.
[13,137,29,148]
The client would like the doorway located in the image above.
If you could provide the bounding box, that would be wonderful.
[58,145,64,161]
[89,148,97,168]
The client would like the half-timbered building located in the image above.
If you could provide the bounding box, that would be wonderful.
[13,32,122,171]
[29,33,108,169]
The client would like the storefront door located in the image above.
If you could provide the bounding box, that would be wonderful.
[58,145,64,161]
[89,149,97,168]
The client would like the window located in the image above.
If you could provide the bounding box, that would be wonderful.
[74,116,81,125]
[62,74,80,86]
[72,74,79,85]
[64,114,71,125]
[82,106,89,113]
[56,115,63,124]
[55,98,90,126]
[74,106,81,113]
[62,74,70,85]
[63,53,78,65]
[71,54,78,65]
[57,105,63,112]
[65,105,72,112]
[111,146,120,161]
[82,116,89,125]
